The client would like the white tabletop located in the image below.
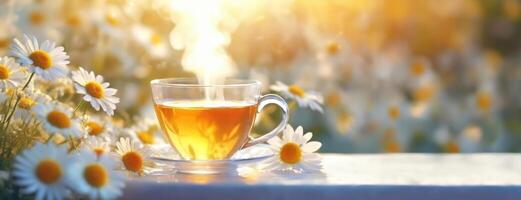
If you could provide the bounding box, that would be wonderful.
[122,154,521,200]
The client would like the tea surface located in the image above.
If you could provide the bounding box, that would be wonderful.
[154,100,257,160]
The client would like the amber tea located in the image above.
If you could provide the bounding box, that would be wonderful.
[151,78,289,162]
[154,100,258,160]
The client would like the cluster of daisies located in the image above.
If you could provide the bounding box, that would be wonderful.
[2,0,519,154]
[0,35,161,200]
[0,34,326,199]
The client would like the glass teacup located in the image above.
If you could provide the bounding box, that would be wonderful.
[151,78,288,160]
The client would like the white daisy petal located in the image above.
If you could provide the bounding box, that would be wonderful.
[67,151,126,200]
[293,126,304,143]
[262,125,323,172]
[34,102,84,137]
[0,57,26,90]
[303,132,313,143]
[71,67,119,115]
[282,125,293,141]
[269,82,324,112]
[10,35,70,81]
[267,136,283,147]
[304,153,322,161]
[302,141,322,153]
[13,143,71,200]
[113,137,154,174]
[104,88,117,96]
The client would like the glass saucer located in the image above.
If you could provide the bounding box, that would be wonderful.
[150,144,273,174]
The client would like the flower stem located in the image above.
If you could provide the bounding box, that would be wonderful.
[2,72,35,132]
[21,72,35,91]
[68,136,76,150]
[45,134,55,144]
[73,101,85,116]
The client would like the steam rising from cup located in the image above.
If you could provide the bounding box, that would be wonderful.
[168,0,240,100]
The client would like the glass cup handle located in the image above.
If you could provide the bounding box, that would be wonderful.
[244,94,289,148]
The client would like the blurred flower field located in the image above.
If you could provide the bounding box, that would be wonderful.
[1,0,521,154]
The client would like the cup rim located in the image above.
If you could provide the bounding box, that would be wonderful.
[150,78,261,88]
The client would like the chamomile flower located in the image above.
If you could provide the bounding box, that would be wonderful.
[10,35,69,80]
[61,10,90,34]
[114,137,154,174]
[371,95,410,128]
[12,143,71,200]
[0,18,17,55]
[67,150,125,200]
[82,115,115,140]
[131,25,169,59]
[270,81,324,113]
[81,137,111,157]
[0,56,26,89]
[471,81,500,118]
[261,125,322,173]
[14,90,52,119]
[34,102,84,137]
[458,125,483,152]
[14,5,61,42]
[381,128,402,153]
[91,6,126,39]
[433,126,461,153]
[127,118,163,145]
[0,88,15,103]
[45,78,75,99]
[405,58,433,81]
[71,67,119,116]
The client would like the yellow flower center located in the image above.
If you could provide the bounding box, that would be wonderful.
[29,50,53,69]
[288,85,305,97]
[384,139,401,153]
[382,129,400,152]
[413,85,435,102]
[279,142,302,164]
[18,97,35,110]
[476,92,492,111]
[35,159,62,184]
[325,92,341,106]
[463,125,482,142]
[84,164,108,188]
[93,148,105,157]
[105,14,120,26]
[85,82,105,98]
[0,65,10,80]
[122,151,144,172]
[0,38,9,49]
[29,11,45,25]
[387,105,400,120]
[66,15,81,27]
[47,111,71,129]
[137,131,155,144]
[149,33,162,45]
[337,112,353,131]
[444,140,460,153]
[410,62,426,76]
[326,42,340,55]
[86,121,104,136]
